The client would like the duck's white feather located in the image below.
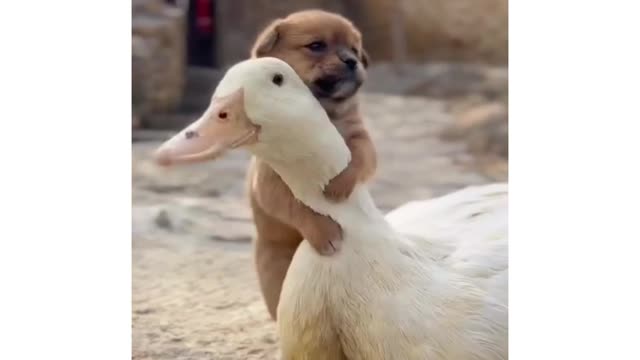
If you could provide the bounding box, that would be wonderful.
[278,184,508,360]
[387,183,508,280]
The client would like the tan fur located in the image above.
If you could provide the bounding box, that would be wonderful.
[247,10,377,319]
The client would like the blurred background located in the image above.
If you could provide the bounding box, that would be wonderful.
[132,0,507,359]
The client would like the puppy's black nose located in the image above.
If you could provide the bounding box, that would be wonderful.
[337,48,358,71]
[343,58,357,70]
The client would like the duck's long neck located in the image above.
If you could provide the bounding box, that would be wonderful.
[272,158,386,227]
[252,105,389,230]
[263,136,387,229]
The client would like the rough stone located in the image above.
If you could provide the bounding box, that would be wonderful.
[154,209,172,230]
[132,1,186,118]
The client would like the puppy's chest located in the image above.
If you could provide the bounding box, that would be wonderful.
[330,116,362,139]
[251,158,286,189]
[327,103,364,137]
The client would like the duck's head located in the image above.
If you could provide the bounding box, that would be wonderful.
[154,57,350,184]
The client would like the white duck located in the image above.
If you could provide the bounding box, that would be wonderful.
[154,57,508,360]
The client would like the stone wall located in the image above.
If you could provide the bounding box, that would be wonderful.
[132,0,186,127]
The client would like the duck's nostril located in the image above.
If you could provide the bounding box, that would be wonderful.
[219,111,228,119]
[185,130,199,139]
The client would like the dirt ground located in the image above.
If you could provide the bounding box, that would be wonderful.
[132,90,504,359]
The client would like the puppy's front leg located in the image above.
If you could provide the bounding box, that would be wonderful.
[323,132,377,201]
[253,164,343,255]
[295,201,343,255]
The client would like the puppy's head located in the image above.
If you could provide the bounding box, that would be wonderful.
[251,10,369,105]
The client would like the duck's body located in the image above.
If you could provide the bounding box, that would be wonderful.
[154,57,508,360]
[276,161,508,360]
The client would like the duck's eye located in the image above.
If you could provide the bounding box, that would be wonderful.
[305,41,327,52]
[272,73,284,86]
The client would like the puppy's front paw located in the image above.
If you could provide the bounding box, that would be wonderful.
[302,215,343,256]
[323,167,357,202]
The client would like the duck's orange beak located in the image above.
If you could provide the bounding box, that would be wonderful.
[153,88,259,166]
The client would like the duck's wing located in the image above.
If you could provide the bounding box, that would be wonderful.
[385,183,508,278]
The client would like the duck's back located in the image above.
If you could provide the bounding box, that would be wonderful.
[386,183,507,238]
[278,184,508,360]
[381,183,508,359]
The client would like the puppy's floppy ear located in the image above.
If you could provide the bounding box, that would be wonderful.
[251,19,284,57]
[360,47,370,68]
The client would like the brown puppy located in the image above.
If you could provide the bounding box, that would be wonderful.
[247,10,377,319]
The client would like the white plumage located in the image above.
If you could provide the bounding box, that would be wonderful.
[278,183,508,360]
[386,183,508,281]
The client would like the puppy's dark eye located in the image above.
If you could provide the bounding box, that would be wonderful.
[272,73,284,86]
[351,47,359,55]
[305,41,327,52]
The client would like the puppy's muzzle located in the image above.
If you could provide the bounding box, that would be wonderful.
[337,48,358,72]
